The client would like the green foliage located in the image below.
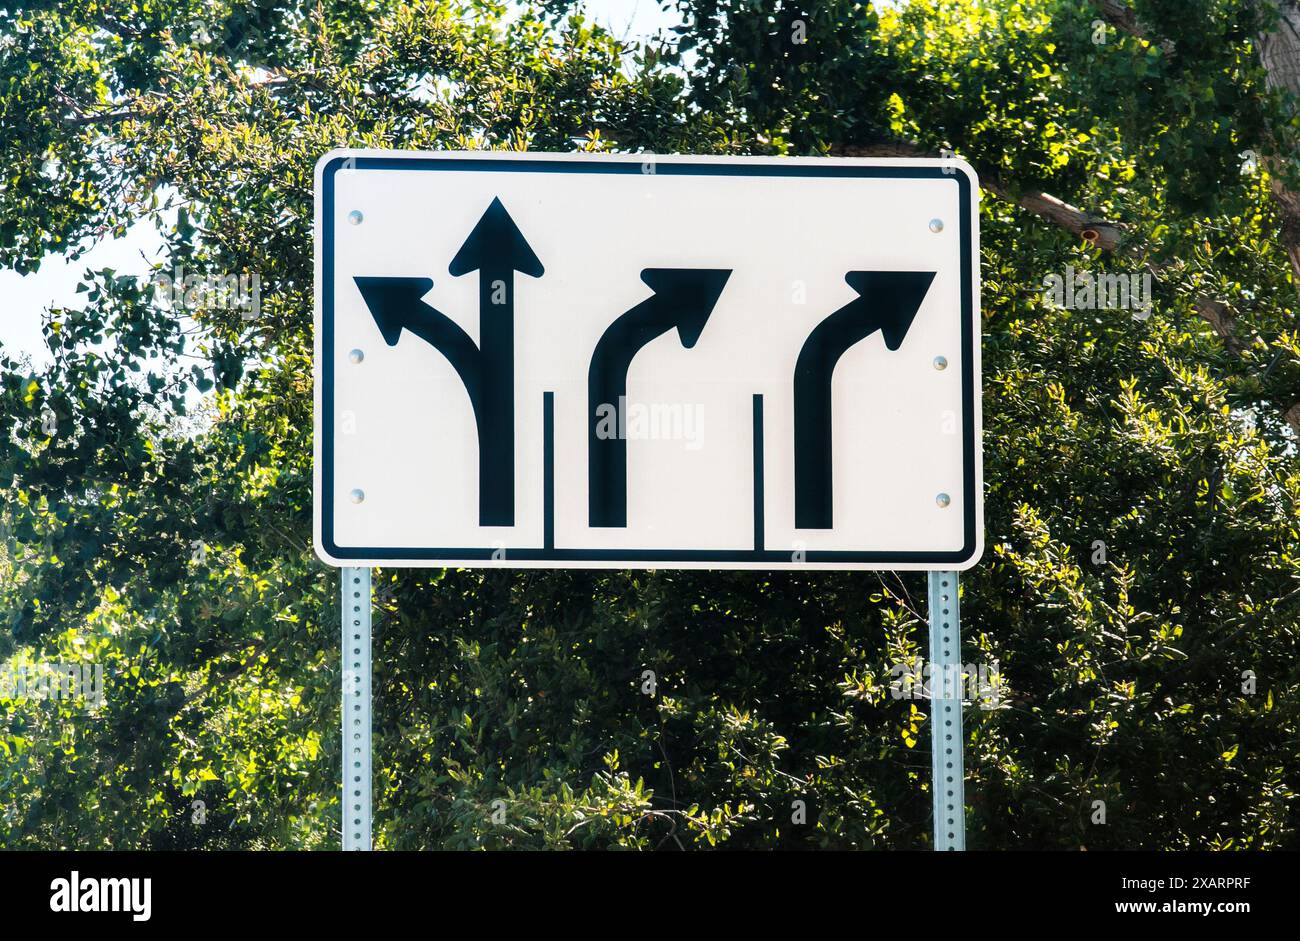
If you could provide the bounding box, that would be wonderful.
[1,0,1297,849]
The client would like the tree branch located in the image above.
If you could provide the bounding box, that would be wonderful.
[1097,0,1149,40]
[834,140,1124,249]
[1095,0,1177,54]
[61,110,139,127]
[832,137,1297,432]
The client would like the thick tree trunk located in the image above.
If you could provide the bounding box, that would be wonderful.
[1095,1,1300,431]
[1253,1,1300,433]
[1256,0,1300,279]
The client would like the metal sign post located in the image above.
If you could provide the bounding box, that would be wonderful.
[928,570,965,850]
[342,567,372,850]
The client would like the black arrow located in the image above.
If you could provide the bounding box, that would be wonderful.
[353,276,486,495]
[793,270,935,529]
[354,198,542,527]
[588,268,731,528]
[447,197,543,526]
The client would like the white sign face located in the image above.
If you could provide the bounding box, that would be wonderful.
[314,150,981,570]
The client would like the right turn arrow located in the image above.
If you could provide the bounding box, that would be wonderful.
[794,270,936,530]
[588,268,732,528]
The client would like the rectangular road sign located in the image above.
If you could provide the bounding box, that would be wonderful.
[314,150,981,570]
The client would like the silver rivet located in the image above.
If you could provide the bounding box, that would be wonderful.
[349,488,365,504]
[349,349,365,364]
[936,493,951,508]
[933,355,948,370]
[348,210,363,225]
[929,218,944,233]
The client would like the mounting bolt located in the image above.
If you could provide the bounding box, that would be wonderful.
[936,493,951,508]
[349,349,365,364]
[348,210,363,225]
[933,355,948,371]
[349,488,365,504]
[929,218,944,233]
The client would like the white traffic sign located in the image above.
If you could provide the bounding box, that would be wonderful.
[314,150,981,570]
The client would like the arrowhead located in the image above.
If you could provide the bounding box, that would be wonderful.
[639,268,732,348]
[448,197,544,278]
[354,277,434,345]
[844,271,936,350]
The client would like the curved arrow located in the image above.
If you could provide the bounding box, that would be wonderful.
[354,277,494,525]
[355,275,483,408]
[793,270,936,529]
[588,268,732,528]
[353,198,542,527]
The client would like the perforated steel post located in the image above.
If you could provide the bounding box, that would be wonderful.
[342,567,372,850]
[928,570,966,850]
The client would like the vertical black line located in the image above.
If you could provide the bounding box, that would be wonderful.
[544,391,554,550]
[958,174,978,559]
[753,393,764,551]
[322,161,337,551]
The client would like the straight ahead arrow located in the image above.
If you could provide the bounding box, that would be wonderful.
[447,197,544,526]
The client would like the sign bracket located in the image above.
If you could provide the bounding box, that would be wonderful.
[928,570,965,850]
[342,566,372,850]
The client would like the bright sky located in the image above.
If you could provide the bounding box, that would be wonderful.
[583,0,679,41]
[0,1,680,367]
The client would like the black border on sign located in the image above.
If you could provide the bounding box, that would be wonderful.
[318,155,979,566]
